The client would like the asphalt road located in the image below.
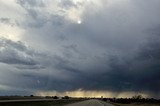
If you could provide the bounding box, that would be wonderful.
[65,99,114,106]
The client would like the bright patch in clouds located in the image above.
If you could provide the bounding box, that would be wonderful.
[57,0,104,23]
[36,90,149,98]
[0,24,23,41]
[77,20,82,24]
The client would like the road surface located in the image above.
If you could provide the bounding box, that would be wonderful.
[65,99,114,106]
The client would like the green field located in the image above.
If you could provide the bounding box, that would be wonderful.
[0,99,82,106]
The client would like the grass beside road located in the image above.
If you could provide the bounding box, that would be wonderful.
[0,99,83,106]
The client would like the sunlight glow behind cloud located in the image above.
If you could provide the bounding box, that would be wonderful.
[36,90,149,98]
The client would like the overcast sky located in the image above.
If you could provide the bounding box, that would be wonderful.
[0,0,160,98]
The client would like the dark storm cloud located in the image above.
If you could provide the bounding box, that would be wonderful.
[19,0,160,97]
[67,35,160,95]
[53,1,160,94]
[130,36,160,92]
[1,0,160,98]
[0,38,40,67]
[43,35,160,97]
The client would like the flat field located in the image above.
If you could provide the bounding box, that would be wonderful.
[0,99,82,106]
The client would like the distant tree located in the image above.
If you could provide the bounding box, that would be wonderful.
[132,95,143,100]
[45,96,52,98]
[62,96,70,99]
[53,96,59,99]
[30,95,34,97]
[102,98,107,101]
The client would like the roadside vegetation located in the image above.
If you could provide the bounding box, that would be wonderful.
[0,100,79,106]
[102,95,160,106]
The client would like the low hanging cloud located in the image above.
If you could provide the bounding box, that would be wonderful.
[0,0,160,98]
[0,38,38,66]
